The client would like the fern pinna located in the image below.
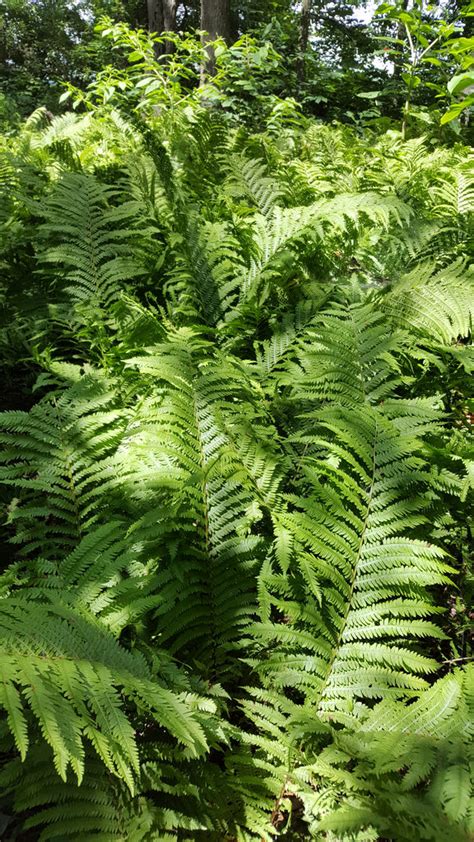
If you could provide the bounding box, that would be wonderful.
[0,92,472,841]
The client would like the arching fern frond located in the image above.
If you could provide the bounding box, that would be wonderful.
[164,214,244,326]
[252,403,449,712]
[38,173,147,316]
[2,520,162,638]
[250,302,449,715]
[432,167,474,218]
[308,666,473,841]
[117,331,281,679]
[0,748,149,841]
[0,593,211,787]
[0,372,126,555]
[284,302,403,406]
[237,192,409,307]
[254,295,330,382]
[384,259,474,344]
[223,153,285,216]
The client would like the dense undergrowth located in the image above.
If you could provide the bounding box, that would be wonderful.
[0,25,473,841]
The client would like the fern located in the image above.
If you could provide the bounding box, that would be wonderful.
[432,166,474,218]
[384,259,474,344]
[0,590,211,787]
[254,295,330,380]
[252,404,450,706]
[116,330,280,678]
[164,215,244,326]
[250,304,450,712]
[0,372,126,555]
[307,666,474,841]
[223,153,285,216]
[38,173,147,317]
[238,192,409,305]
[1,94,472,840]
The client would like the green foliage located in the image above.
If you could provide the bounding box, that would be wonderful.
[0,0,137,118]
[307,665,474,840]
[38,173,148,318]
[375,0,457,136]
[0,51,473,840]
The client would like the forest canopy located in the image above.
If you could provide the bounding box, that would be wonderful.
[0,0,473,840]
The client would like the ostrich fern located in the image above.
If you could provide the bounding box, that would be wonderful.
[38,173,148,319]
[251,305,450,712]
[0,100,472,840]
[117,330,280,677]
[0,372,126,555]
[0,593,212,787]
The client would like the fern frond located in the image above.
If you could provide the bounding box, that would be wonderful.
[384,259,474,344]
[0,747,156,840]
[432,167,474,217]
[309,666,473,841]
[223,154,285,216]
[118,331,281,677]
[251,304,449,712]
[0,372,126,554]
[253,405,450,710]
[38,173,147,315]
[165,214,244,326]
[0,593,210,785]
[254,296,329,379]
[286,302,403,405]
[238,192,409,305]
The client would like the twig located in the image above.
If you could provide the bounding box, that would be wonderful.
[442,655,473,665]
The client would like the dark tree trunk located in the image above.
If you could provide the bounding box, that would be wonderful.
[147,0,177,55]
[297,0,311,84]
[200,0,231,78]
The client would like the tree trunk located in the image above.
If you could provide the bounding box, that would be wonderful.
[200,0,231,78]
[298,0,311,84]
[147,0,177,55]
